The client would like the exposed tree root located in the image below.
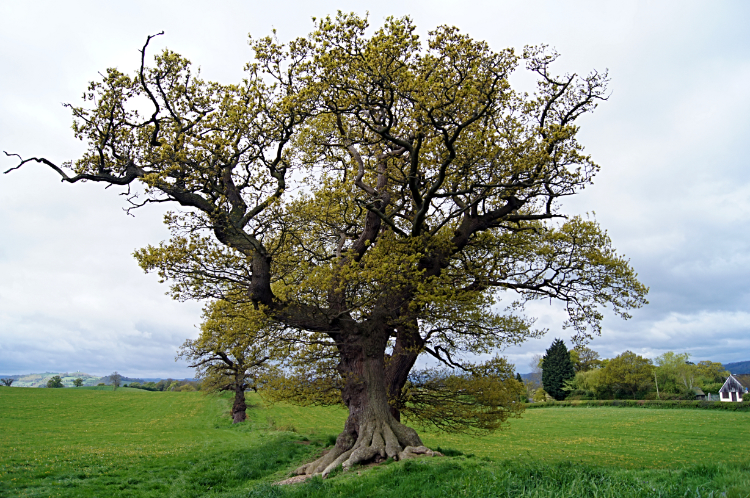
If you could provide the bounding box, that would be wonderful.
[398,445,443,459]
[295,415,440,478]
[277,474,314,485]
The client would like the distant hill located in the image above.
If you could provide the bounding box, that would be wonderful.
[519,372,541,384]
[4,372,103,388]
[0,373,197,387]
[116,376,146,384]
[723,361,750,375]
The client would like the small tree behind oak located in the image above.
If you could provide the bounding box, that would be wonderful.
[73,378,84,387]
[108,372,122,390]
[178,300,288,423]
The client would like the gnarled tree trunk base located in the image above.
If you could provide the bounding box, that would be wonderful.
[294,415,438,478]
[231,387,247,424]
[232,410,247,424]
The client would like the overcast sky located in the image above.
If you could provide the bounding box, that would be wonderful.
[1,1,749,378]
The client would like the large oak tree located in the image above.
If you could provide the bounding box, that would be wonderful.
[5,14,647,476]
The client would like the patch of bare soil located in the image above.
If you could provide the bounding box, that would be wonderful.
[276,475,314,485]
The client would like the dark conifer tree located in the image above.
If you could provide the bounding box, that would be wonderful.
[542,339,575,400]
[515,373,523,384]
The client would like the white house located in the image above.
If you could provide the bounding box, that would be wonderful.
[718,375,748,402]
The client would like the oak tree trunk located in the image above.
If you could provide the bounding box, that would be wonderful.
[384,320,424,421]
[231,385,247,424]
[295,329,428,477]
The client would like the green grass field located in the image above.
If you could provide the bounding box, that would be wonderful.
[1,387,749,497]
[256,397,750,469]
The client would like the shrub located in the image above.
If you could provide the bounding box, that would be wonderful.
[533,388,549,403]
[46,376,64,388]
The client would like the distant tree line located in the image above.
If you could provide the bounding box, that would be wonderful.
[523,340,730,401]
[1,373,206,390]
[126,379,202,392]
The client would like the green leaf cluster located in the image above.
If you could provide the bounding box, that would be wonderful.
[599,351,654,399]
[400,356,525,434]
[177,300,291,397]
[46,375,64,388]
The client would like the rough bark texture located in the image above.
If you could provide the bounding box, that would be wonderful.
[294,331,425,477]
[231,386,247,424]
[384,320,424,421]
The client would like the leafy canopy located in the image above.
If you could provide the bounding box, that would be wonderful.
[400,357,525,434]
[599,351,653,398]
[122,15,646,361]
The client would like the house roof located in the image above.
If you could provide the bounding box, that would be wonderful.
[719,375,747,393]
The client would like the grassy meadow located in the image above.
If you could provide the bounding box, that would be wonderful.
[254,398,750,469]
[1,387,749,497]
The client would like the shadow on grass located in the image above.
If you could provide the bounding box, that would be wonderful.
[4,432,320,498]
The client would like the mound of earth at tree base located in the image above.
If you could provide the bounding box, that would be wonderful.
[283,445,443,483]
